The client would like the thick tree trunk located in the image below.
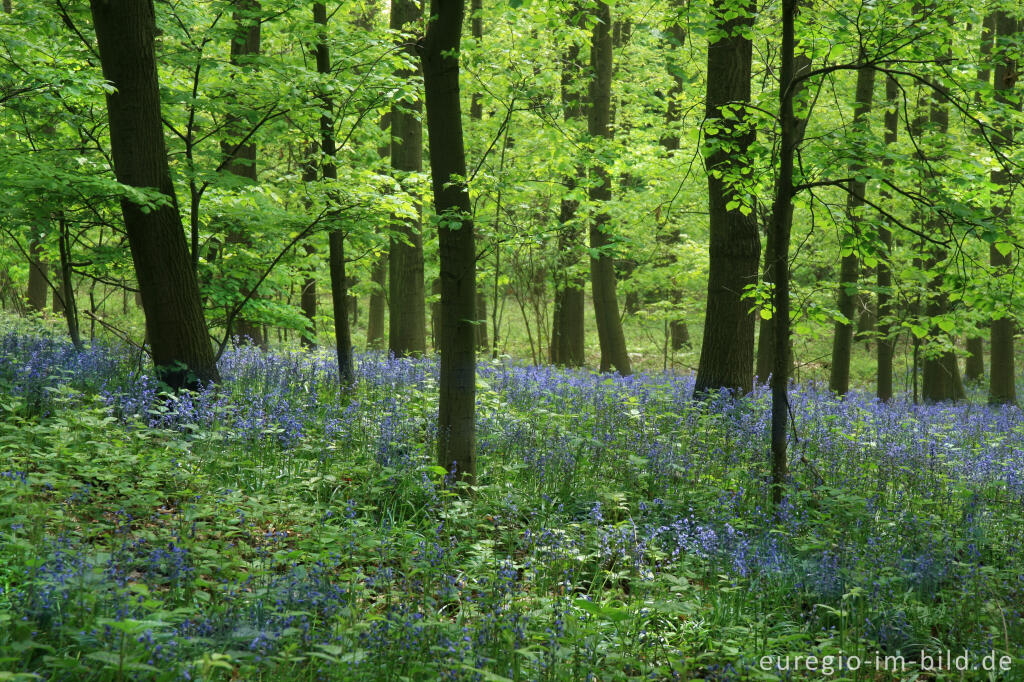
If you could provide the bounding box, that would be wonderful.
[588,1,631,375]
[388,0,427,357]
[877,75,899,401]
[221,0,264,348]
[965,336,985,381]
[90,0,219,389]
[367,255,387,349]
[423,0,476,485]
[550,7,586,367]
[829,59,875,396]
[26,236,47,312]
[769,0,797,506]
[314,2,354,385]
[695,0,759,395]
[920,61,964,403]
[988,11,1019,405]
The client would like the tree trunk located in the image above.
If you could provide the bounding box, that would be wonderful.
[695,0,759,395]
[299,147,318,348]
[756,34,810,384]
[877,75,899,401]
[920,57,964,403]
[965,336,985,381]
[423,0,476,485]
[90,0,219,389]
[26,235,48,312]
[314,2,354,385]
[829,58,875,395]
[988,11,1018,405]
[769,0,797,507]
[550,6,586,367]
[388,0,427,357]
[56,215,82,349]
[221,0,264,348]
[588,1,631,376]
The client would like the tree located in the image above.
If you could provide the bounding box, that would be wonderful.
[588,1,631,376]
[694,0,758,396]
[422,0,476,485]
[876,74,899,402]
[549,3,586,367]
[829,58,875,396]
[389,0,427,357]
[988,10,1018,406]
[314,2,354,386]
[220,0,265,348]
[89,0,219,389]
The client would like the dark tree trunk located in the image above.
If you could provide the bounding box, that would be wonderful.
[26,235,47,312]
[314,2,354,385]
[90,0,219,389]
[221,0,264,348]
[877,75,899,401]
[695,0,758,395]
[389,0,427,357]
[829,59,875,396]
[988,11,1019,405]
[56,215,82,348]
[367,255,387,349]
[920,37,964,402]
[769,0,797,506]
[550,6,586,367]
[300,147,318,348]
[588,1,631,376]
[661,5,690,352]
[756,38,810,384]
[423,0,476,485]
[965,336,985,381]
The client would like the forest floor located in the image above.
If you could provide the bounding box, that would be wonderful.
[1,323,1022,680]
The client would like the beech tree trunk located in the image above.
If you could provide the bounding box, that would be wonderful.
[588,1,631,376]
[314,2,354,385]
[965,336,985,381]
[829,58,875,396]
[988,11,1018,405]
[661,4,690,352]
[90,0,219,389]
[221,0,264,348]
[423,0,476,485]
[877,74,898,401]
[26,235,47,311]
[920,47,964,403]
[695,0,758,395]
[769,0,797,506]
[550,11,586,367]
[389,0,427,357]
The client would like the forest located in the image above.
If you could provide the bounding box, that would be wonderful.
[0,0,1022,679]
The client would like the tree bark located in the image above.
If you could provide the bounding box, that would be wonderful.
[695,0,758,395]
[920,50,964,403]
[423,0,476,485]
[388,0,427,357]
[220,0,265,348]
[829,58,875,395]
[876,74,898,401]
[314,2,354,385]
[26,235,47,312]
[550,7,586,367]
[965,336,985,381]
[769,0,797,507]
[90,0,219,389]
[988,11,1018,405]
[588,1,631,375]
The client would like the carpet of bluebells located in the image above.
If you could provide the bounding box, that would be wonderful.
[0,326,1022,681]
